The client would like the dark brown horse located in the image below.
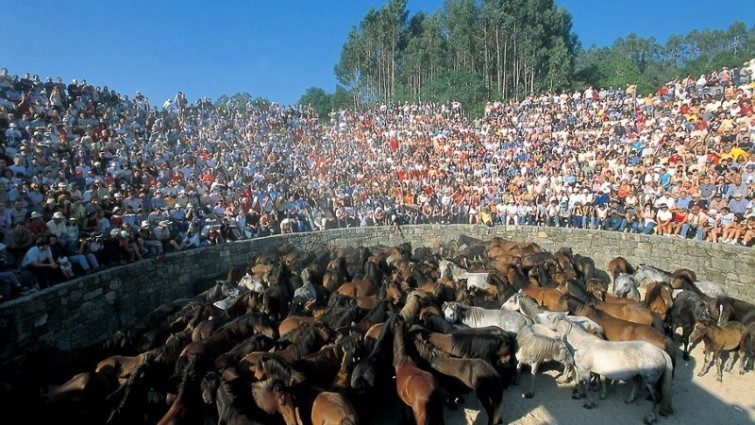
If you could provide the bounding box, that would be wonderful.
[411,333,504,425]
[156,354,211,425]
[176,313,276,373]
[408,325,513,372]
[393,318,445,425]
[200,367,275,425]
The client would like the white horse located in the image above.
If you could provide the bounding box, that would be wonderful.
[515,323,575,398]
[539,315,673,424]
[442,301,532,334]
[613,272,641,301]
[504,293,605,338]
[438,258,491,290]
[633,264,671,284]
[237,273,265,293]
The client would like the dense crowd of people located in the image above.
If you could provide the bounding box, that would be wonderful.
[0,59,753,301]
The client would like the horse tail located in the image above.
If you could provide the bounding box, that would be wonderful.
[658,350,674,417]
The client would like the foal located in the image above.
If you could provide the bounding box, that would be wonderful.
[690,320,749,381]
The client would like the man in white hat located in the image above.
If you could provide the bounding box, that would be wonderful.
[137,220,164,259]
[47,211,74,250]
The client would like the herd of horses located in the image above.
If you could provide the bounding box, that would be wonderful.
[2,235,754,425]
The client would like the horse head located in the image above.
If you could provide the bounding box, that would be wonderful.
[689,321,709,343]
[500,292,521,311]
[660,284,674,309]
[200,371,220,405]
[441,302,460,323]
[313,322,335,343]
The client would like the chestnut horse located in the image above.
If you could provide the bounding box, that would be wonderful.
[521,286,570,312]
[645,282,675,330]
[392,318,445,425]
[607,256,634,285]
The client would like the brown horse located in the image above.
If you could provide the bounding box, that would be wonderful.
[690,321,749,381]
[156,354,210,425]
[336,261,382,298]
[393,319,445,425]
[266,321,334,364]
[251,378,299,425]
[586,279,639,305]
[306,390,360,425]
[608,256,634,285]
[411,333,504,425]
[96,352,153,386]
[521,286,570,312]
[323,256,350,293]
[592,299,663,331]
[645,282,675,329]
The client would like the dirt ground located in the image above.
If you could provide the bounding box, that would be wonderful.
[364,334,753,425]
[451,338,753,425]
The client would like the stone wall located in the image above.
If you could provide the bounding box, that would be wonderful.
[1,225,752,370]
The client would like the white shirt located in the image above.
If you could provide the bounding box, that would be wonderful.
[21,245,53,268]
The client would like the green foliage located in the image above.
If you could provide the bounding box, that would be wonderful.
[574,21,755,92]
[321,5,753,119]
[299,87,333,119]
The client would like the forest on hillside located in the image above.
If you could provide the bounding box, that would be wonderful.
[221,0,754,118]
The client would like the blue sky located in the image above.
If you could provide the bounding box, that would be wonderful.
[2,1,752,106]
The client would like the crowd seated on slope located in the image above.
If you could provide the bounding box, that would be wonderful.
[0,60,753,300]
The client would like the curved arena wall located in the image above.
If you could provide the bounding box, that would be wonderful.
[1,225,753,370]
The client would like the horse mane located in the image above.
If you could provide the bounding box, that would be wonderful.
[324,304,359,329]
[420,313,456,333]
[399,291,425,323]
[518,294,546,319]
[721,296,755,314]
[566,296,586,314]
[516,326,566,364]
[410,333,439,361]
[260,355,307,385]
[646,281,671,303]
[392,320,411,367]
[219,313,269,335]
[638,263,670,276]
[154,330,192,363]
[251,378,282,415]
[450,333,505,359]
[290,323,330,358]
